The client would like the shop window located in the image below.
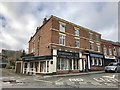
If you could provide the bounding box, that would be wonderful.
[75,39,80,48]
[40,61,46,72]
[59,23,65,32]
[94,58,98,65]
[24,63,27,68]
[91,58,94,65]
[57,58,68,70]
[74,27,79,36]
[57,58,60,70]
[99,59,102,66]
[59,35,65,45]
[30,62,33,68]
[73,59,79,70]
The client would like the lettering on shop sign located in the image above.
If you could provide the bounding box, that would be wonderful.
[57,50,79,58]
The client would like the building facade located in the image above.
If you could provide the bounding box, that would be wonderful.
[15,15,119,75]
[101,39,120,66]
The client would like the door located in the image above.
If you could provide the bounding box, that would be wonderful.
[16,63,21,73]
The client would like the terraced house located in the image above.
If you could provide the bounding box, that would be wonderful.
[15,15,120,75]
[101,39,120,66]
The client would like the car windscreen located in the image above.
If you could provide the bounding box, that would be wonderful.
[108,63,117,66]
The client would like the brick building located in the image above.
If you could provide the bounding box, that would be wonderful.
[101,39,120,66]
[16,15,120,75]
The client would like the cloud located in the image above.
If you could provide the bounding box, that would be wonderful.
[0,2,118,53]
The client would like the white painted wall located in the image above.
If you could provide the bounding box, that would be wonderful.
[79,52,83,71]
[88,56,91,69]
[49,49,57,73]
[79,59,83,71]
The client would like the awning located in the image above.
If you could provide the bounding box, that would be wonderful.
[90,53,103,58]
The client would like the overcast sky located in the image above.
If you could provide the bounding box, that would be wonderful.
[0,1,118,53]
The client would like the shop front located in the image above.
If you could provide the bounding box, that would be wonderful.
[22,56,53,75]
[82,50,104,71]
[56,50,80,74]
[89,52,104,71]
[104,56,116,66]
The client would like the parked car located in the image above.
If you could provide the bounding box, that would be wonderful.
[104,62,120,73]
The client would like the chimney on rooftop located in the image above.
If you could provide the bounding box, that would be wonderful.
[43,17,47,24]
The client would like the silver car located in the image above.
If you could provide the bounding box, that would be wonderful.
[105,62,120,73]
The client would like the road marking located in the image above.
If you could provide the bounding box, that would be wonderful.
[69,78,84,82]
[34,79,53,83]
[93,78,104,82]
[55,78,63,82]
[102,75,115,78]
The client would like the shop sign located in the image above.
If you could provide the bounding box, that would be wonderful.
[23,56,52,61]
[57,50,79,59]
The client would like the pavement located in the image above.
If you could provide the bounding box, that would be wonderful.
[42,71,105,78]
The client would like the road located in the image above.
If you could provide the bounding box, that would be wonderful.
[0,68,120,88]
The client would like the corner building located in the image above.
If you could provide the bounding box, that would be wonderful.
[20,16,104,75]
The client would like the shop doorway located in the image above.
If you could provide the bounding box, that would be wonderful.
[82,59,88,72]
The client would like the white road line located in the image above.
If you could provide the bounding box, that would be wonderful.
[55,78,63,82]
[34,79,53,83]
[102,75,115,78]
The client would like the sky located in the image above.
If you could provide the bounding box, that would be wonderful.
[0,1,118,53]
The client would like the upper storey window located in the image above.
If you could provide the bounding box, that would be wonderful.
[59,34,65,45]
[59,22,66,33]
[89,32,93,40]
[96,35,100,42]
[74,27,79,36]
[113,47,116,56]
[103,47,107,55]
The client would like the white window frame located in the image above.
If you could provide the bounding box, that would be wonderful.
[113,47,116,56]
[96,58,99,65]
[96,35,100,42]
[59,34,65,45]
[91,58,94,65]
[97,45,100,52]
[74,27,79,36]
[75,39,80,48]
[89,32,93,40]
[109,48,112,56]
[103,47,107,55]
[99,59,102,66]
[59,22,66,32]
[90,42,94,50]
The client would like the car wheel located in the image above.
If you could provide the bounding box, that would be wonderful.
[115,68,118,73]
[105,70,108,73]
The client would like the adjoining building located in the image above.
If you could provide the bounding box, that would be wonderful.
[101,39,120,66]
[16,15,106,75]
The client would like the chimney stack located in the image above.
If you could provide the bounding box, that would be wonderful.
[43,17,47,24]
